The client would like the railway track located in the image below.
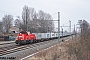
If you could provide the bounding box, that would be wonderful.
[0,42,14,45]
[0,40,55,56]
[0,42,18,50]
[0,36,73,60]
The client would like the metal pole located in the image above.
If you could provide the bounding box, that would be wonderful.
[58,12,60,43]
[74,24,75,34]
[62,28,63,36]
[69,20,71,34]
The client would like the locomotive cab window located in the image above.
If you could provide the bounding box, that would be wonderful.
[20,31,27,34]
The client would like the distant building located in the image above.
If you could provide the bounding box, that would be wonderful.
[9,26,19,33]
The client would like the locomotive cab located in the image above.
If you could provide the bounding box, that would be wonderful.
[15,30,36,45]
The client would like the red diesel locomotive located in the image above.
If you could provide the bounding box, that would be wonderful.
[15,30,36,45]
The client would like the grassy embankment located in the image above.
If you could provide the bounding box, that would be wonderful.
[27,35,90,60]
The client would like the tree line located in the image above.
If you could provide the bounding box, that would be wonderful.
[0,5,54,33]
[68,20,90,60]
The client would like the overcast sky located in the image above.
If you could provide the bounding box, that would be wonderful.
[0,0,90,31]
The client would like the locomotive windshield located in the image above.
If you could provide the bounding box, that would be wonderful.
[20,31,27,34]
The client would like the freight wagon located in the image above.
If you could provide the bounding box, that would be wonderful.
[15,31,71,45]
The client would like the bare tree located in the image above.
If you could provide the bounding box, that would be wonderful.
[77,20,90,60]
[14,16,21,28]
[78,20,89,39]
[27,7,38,32]
[2,15,13,33]
[22,5,30,31]
[37,10,54,33]
[29,7,37,20]
[22,5,54,32]
[22,5,37,31]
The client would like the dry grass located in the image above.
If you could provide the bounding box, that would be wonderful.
[26,35,90,60]
[67,35,90,60]
[26,36,76,60]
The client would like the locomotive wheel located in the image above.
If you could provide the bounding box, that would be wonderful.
[15,40,18,44]
[33,40,36,43]
[18,40,26,45]
[31,40,33,43]
[35,40,37,43]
